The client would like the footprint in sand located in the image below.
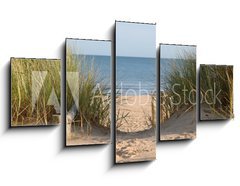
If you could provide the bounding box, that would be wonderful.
[116,149,133,159]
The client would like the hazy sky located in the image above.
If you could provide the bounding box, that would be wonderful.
[160,44,196,59]
[67,39,111,56]
[116,22,156,58]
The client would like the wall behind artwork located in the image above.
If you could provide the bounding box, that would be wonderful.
[0,0,240,186]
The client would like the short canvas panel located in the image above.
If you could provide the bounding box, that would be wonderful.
[115,21,156,163]
[66,38,111,146]
[160,44,196,141]
[11,58,61,127]
[200,65,233,120]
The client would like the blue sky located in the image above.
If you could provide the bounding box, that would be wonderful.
[66,39,111,56]
[160,44,196,59]
[116,22,156,58]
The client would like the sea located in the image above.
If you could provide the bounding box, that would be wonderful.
[75,54,111,92]
[73,55,156,96]
[116,56,156,96]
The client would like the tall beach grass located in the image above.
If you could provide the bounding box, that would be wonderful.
[160,51,196,123]
[66,49,111,134]
[200,65,233,119]
[11,58,61,126]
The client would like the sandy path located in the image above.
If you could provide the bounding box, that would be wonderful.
[116,95,156,163]
[117,95,153,132]
[116,128,155,163]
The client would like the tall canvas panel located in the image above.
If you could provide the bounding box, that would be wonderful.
[66,38,111,146]
[115,21,156,163]
[160,44,196,141]
[200,64,233,120]
[11,58,61,127]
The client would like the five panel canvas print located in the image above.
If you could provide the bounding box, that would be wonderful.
[115,21,156,163]
[11,58,61,127]
[200,65,233,120]
[160,44,196,141]
[66,38,111,146]
[9,21,234,164]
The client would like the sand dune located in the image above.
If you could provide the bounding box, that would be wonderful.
[67,124,110,146]
[67,95,156,162]
[160,106,196,141]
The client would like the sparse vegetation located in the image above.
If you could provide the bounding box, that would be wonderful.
[200,65,233,119]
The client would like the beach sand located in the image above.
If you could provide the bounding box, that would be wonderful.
[66,124,110,146]
[160,106,196,141]
[116,95,156,163]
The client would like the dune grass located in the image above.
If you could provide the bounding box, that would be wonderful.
[143,93,156,128]
[160,51,196,123]
[11,58,61,126]
[200,65,233,119]
[66,49,111,131]
[150,94,156,127]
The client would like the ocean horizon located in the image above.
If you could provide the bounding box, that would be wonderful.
[116,56,156,95]
[74,54,111,92]
[72,54,156,96]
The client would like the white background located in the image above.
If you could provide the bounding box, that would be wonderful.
[0,0,240,186]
